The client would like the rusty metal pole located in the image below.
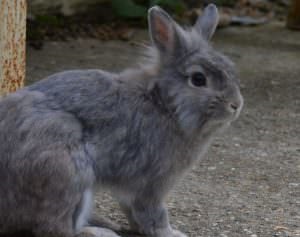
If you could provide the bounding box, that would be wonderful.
[0,0,27,96]
[287,0,300,30]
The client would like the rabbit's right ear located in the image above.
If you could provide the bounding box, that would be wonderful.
[148,6,182,57]
[194,4,219,41]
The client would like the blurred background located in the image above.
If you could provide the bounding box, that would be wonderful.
[26,0,295,49]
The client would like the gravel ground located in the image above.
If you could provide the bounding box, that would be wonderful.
[25,22,300,237]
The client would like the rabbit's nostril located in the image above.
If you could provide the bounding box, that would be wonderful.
[230,103,238,111]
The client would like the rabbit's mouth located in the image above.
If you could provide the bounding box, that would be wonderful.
[207,95,243,123]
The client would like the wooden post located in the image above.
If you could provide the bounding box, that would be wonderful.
[0,0,27,96]
[287,0,300,30]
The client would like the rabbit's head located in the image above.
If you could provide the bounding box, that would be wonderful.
[148,4,243,134]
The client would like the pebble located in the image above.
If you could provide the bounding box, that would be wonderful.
[288,183,300,188]
[220,234,228,237]
[219,12,232,27]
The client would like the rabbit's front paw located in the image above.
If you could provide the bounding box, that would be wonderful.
[170,229,187,237]
[156,228,187,237]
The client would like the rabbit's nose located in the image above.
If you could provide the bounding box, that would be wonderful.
[230,103,238,111]
[228,100,242,114]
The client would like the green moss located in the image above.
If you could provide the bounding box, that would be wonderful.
[214,0,237,7]
[34,15,64,27]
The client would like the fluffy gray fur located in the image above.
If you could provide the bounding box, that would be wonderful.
[0,4,243,237]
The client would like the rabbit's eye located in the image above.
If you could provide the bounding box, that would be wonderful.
[190,72,206,87]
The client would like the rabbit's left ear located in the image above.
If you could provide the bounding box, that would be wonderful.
[195,4,219,41]
[148,6,182,56]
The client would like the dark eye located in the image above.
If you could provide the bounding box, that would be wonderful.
[190,72,206,87]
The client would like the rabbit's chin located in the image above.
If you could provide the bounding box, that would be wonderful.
[210,116,237,130]
[198,112,238,137]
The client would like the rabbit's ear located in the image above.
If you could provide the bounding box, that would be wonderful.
[148,6,181,56]
[194,4,219,41]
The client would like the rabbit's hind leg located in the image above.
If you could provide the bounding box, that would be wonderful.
[34,226,121,237]
[33,221,74,237]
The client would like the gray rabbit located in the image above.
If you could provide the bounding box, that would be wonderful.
[0,4,243,237]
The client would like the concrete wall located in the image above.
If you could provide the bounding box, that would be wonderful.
[28,0,108,16]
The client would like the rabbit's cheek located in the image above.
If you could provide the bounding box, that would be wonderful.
[216,108,231,120]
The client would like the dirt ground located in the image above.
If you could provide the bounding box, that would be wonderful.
[25,22,300,237]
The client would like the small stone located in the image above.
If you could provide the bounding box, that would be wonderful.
[219,12,232,27]
[244,229,252,234]
[288,183,299,188]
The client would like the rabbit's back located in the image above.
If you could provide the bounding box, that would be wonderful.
[0,69,117,180]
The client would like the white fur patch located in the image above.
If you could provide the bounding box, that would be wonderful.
[75,189,93,232]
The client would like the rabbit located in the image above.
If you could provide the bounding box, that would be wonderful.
[0,3,243,237]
